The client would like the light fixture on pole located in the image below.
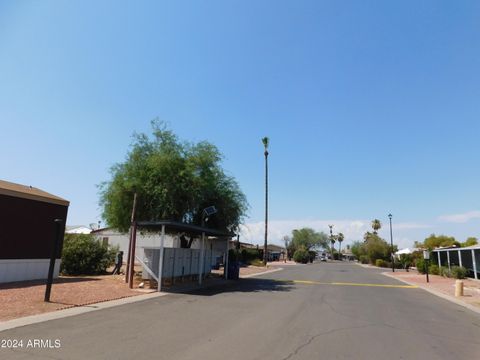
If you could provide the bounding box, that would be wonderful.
[388,214,395,272]
[262,137,269,266]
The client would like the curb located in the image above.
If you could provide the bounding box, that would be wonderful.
[240,267,283,278]
[382,272,480,315]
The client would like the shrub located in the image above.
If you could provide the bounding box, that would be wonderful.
[240,248,262,263]
[376,259,387,267]
[293,248,310,264]
[428,264,440,275]
[61,234,117,275]
[398,254,412,269]
[359,255,369,264]
[440,266,451,278]
[249,258,265,267]
[451,266,467,279]
[416,258,426,274]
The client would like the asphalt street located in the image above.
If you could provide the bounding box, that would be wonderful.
[1,262,480,360]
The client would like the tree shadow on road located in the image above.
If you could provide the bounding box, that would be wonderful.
[166,278,295,296]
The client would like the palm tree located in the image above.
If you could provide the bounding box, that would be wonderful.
[328,224,335,257]
[262,137,269,265]
[371,219,382,234]
[337,232,344,260]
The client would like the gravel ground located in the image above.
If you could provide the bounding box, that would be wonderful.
[0,275,152,322]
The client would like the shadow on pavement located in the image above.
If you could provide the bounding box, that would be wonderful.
[167,278,295,296]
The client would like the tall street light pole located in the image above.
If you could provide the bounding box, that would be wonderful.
[388,213,395,273]
[328,224,334,259]
[262,137,269,266]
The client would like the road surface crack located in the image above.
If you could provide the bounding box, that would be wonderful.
[280,324,374,360]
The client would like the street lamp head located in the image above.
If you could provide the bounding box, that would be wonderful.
[262,136,269,148]
[388,213,392,219]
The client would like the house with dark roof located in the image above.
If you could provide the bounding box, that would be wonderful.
[0,179,69,283]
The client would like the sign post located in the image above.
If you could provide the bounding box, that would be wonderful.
[45,219,63,302]
[423,250,430,283]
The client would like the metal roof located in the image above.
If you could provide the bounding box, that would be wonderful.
[432,244,480,252]
[136,220,234,238]
[0,179,69,206]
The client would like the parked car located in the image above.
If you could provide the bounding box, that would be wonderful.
[320,254,327,262]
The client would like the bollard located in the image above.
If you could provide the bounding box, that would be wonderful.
[455,280,464,297]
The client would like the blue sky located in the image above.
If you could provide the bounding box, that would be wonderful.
[1,1,480,248]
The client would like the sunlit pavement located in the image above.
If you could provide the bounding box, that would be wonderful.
[1,262,480,360]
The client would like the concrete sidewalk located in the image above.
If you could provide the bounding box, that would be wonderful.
[383,270,480,314]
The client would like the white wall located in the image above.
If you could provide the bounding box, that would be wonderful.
[0,259,61,283]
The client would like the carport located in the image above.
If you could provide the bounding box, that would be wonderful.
[127,221,233,291]
[432,245,480,280]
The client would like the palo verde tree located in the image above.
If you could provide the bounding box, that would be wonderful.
[99,120,248,239]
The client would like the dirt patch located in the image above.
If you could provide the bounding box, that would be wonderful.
[0,275,153,322]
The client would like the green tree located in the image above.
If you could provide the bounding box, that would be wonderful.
[351,240,366,259]
[371,219,382,234]
[290,228,328,254]
[337,232,344,255]
[463,237,478,247]
[100,120,248,233]
[362,232,392,264]
[423,234,459,250]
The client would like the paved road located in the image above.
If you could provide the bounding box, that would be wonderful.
[1,262,480,359]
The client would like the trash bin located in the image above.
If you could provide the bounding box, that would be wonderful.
[227,262,240,280]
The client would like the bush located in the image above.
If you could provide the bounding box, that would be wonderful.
[293,248,310,264]
[398,254,412,270]
[359,255,369,264]
[61,234,117,275]
[376,259,387,267]
[428,264,440,275]
[416,258,427,274]
[440,266,451,278]
[249,258,265,267]
[451,266,467,279]
[240,248,262,263]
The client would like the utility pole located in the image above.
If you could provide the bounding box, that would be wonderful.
[328,224,334,259]
[388,214,395,272]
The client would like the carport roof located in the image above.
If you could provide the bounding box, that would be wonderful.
[432,245,480,252]
[136,220,234,238]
